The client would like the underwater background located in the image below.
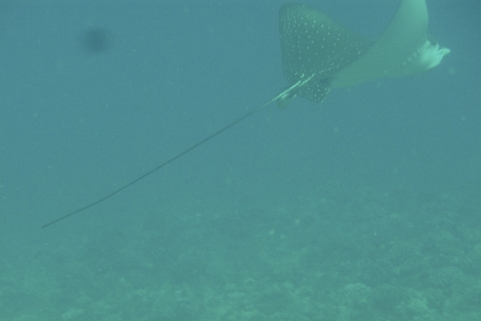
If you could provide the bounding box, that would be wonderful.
[0,0,480,320]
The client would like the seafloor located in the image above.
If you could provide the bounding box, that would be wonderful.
[3,184,481,321]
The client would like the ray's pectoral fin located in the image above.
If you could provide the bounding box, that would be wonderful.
[277,3,372,107]
[332,0,450,88]
[277,0,450,106]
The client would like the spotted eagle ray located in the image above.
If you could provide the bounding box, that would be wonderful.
[42,0,449,228]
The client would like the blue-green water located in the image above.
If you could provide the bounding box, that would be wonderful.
[1,1,480,320]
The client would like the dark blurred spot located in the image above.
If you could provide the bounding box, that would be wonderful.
[81,28,112,54]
